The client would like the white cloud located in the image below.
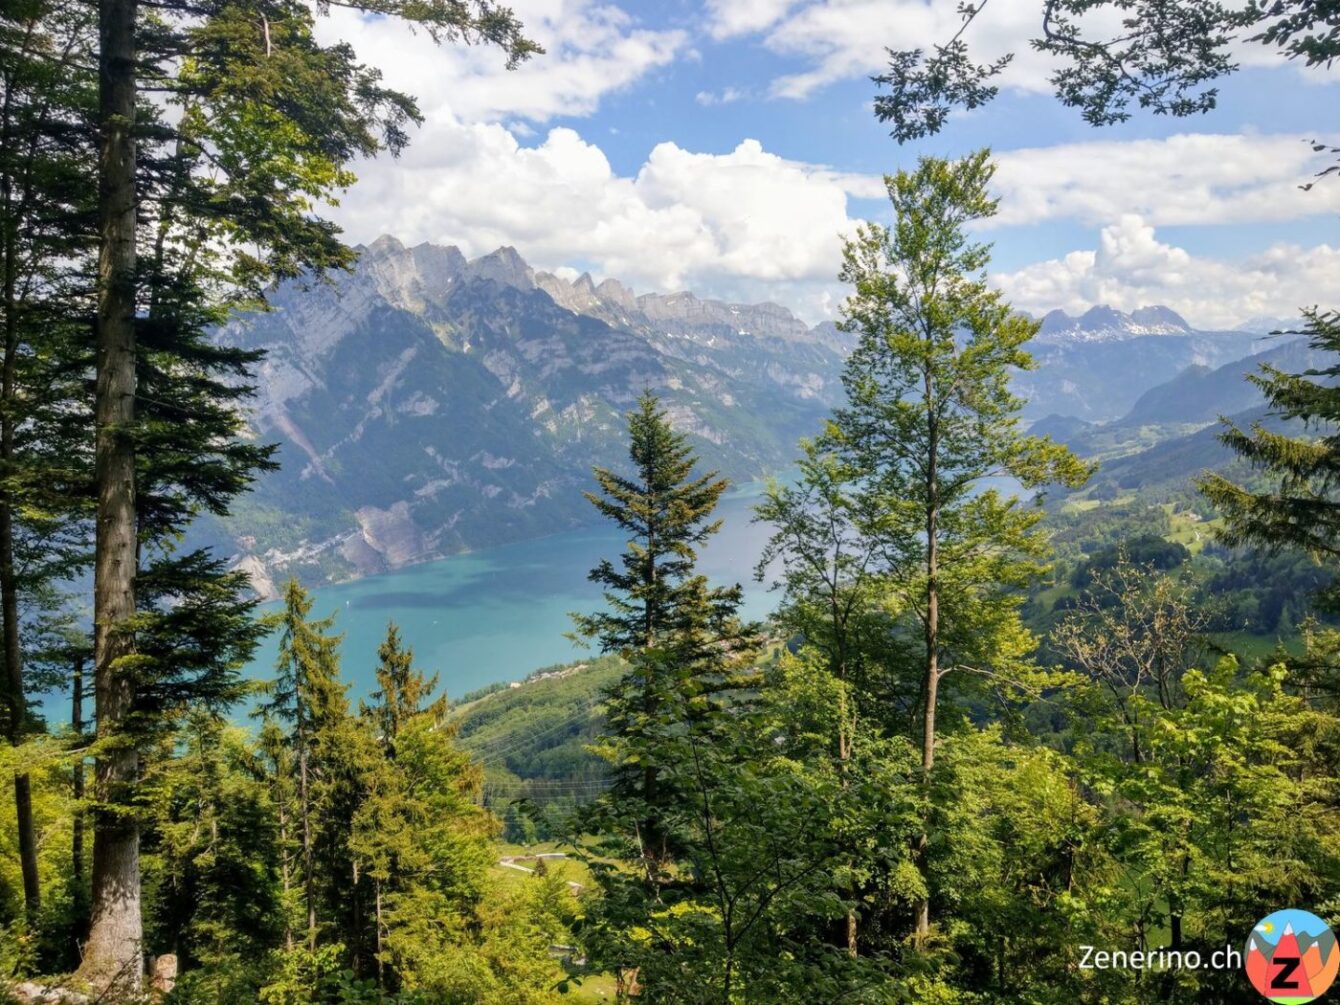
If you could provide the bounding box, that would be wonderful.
[835,133,1340,225]
[994,216,1340,329]
[991,133,1340,227]
[329,121,862,316]
[725,0,1324,101]
[328,120,1339,326]
[314,2,685,123]
[695,86,746,106]
[703,0,799,40]
[759,0,1058,100]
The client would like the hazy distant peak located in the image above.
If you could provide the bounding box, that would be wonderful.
[1038,304,1200,343]
[345,238,834,347]
[594,277,636,311]
[1079,305,1127,329]
[1130,305,1190,330]
[1234,315,1298,334]
[366,234,406,255]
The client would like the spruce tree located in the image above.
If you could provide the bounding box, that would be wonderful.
[258,579,345,951]
[1200,309,1340,613]
[364,622,446,750]
[0,1,98,923]
[829,151,1089,940]
[353,622,486,991]
[140,710,283,1000]
[574,391,753,867]
[77,3,539,988]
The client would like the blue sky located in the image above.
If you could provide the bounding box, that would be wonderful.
[318,0,1339,328]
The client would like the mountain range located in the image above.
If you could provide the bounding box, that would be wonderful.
[207,239,1296,595]
[209,237,851,594]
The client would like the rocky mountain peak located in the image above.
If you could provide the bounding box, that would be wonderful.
[1038,304,1202,343]
[1078,305,1127,330]
[465,246,534,289]
[595,278,636,311]
[1130,305,1190,331]
[357,236,467,314]
[337,238,829,348]
[366,234,406,255]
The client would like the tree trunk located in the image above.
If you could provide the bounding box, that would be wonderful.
[72,654,85,888]
[915,365,940,944]
[375,880,384,989]
[299,740,316,948]
[351,857,361,976]
[277,788,292,949]
[80,0,142,990]
[835,660,857,956]
[0,99,40,924]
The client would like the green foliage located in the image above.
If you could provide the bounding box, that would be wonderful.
[574,391,760,867]
[874,0,1334,141]
[142,712,283,1002]
[1200,309,1340,612]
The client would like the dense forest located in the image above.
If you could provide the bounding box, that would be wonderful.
[0,0,1338,1002]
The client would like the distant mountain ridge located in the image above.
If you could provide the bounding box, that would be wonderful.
[208,238,851,595]
[205,237,1282,594]
[1036,304,1195,343]
[1116,335,1317,427]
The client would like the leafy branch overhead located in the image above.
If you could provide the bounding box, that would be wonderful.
[875,0,1337,141]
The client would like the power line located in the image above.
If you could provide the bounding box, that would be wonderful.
[464,701,603,765]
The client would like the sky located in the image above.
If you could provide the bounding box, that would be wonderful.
[314,0,1340,329]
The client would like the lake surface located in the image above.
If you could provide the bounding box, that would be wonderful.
[243,481,782,704]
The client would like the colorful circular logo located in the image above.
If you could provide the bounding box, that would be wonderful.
[1246,909,1337,1002]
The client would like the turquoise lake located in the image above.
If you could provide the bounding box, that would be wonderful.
[242,481,782,704]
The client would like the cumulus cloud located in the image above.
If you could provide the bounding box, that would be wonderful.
[314,2,685,124]
[327,119,1340,325]
[992,134,1340,227]
[994,216,1340,329]
[329,120,863,313]
[708,0,1320,101]
[750,0,1062,99]
[703,0,799,40]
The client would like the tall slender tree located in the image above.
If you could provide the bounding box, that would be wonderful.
[0,0,98,923]
[77,2,538,988]
[830,151,1089,940]
[258,579,343,951]
[573,390,750,868]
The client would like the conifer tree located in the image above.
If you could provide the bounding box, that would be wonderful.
[830,151,1089,940]
[141,710,283,1000]
[1200,309,1340,613]
[364,622,446,750]
[574,390,752,867]
[0,0,98,922]
[259,579,345,951]
[78,3,539,988]
[353,623,491,991]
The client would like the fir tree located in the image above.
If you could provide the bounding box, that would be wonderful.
[77,3,539,988]
[258,579,345,952]
[574,391,754,868]
[353,629,493,992]
[364,622,446,750]
[1199,309,1340,613]
[141,710,283,1001]
[0,0,98,923]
